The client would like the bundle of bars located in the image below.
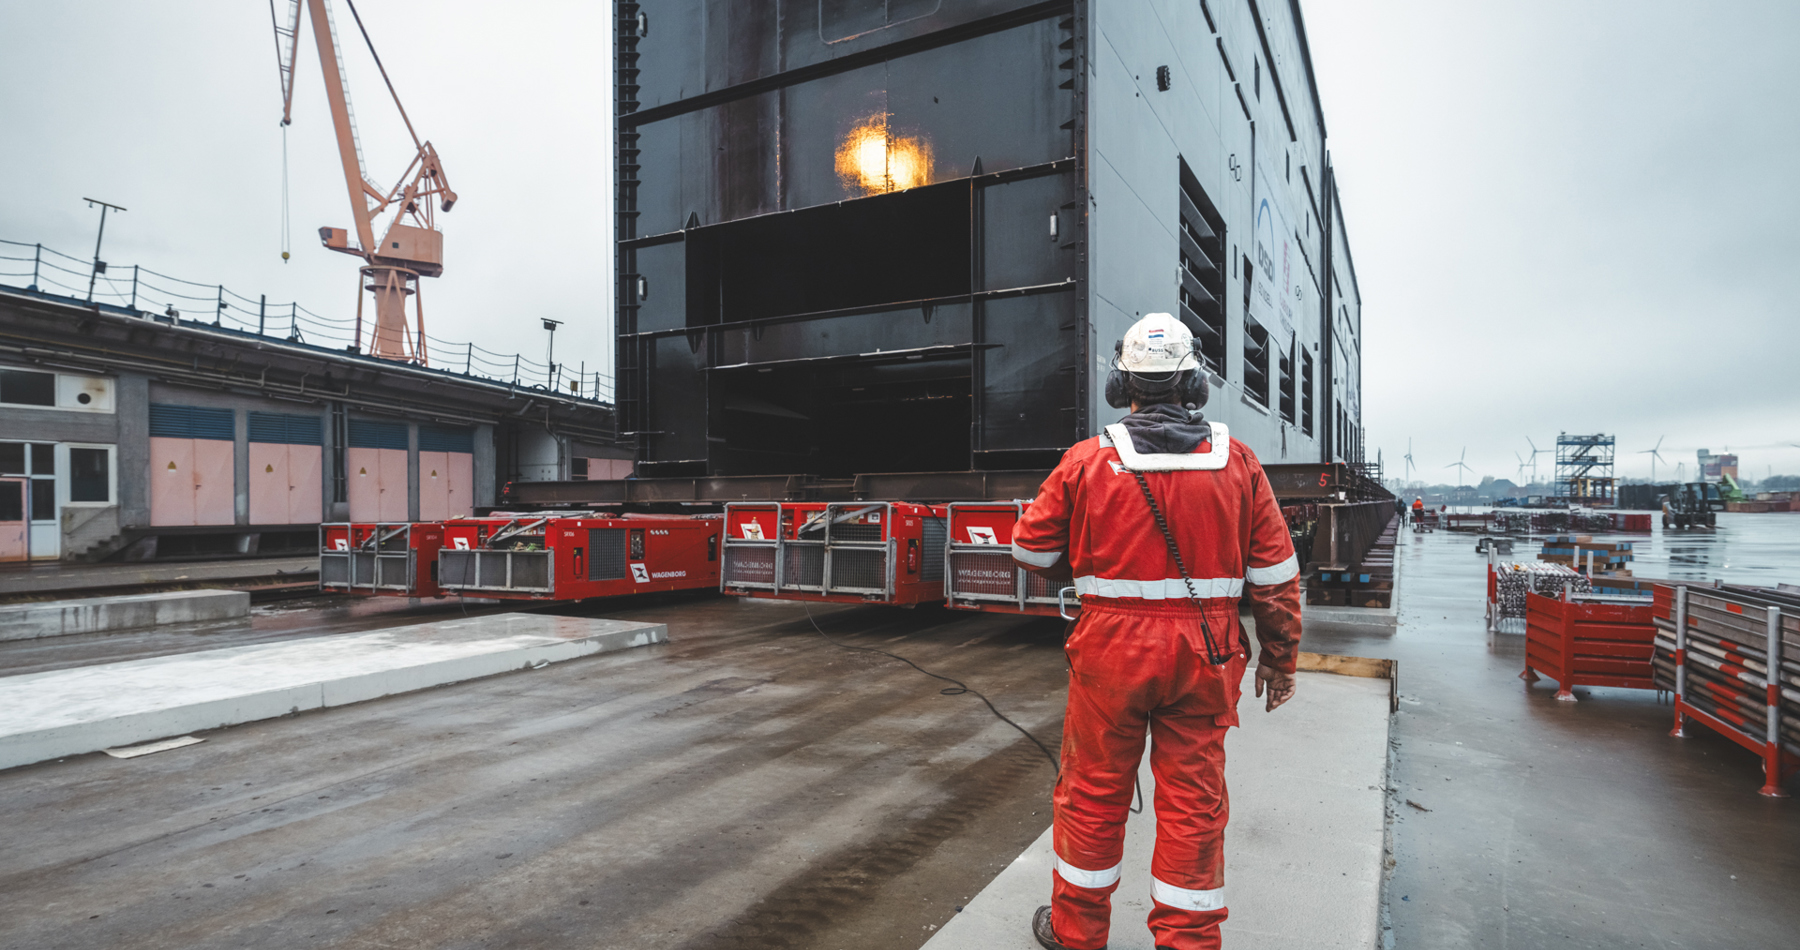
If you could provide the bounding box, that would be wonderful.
[1493,561,1590,632]
[1539,536,1634,575]
[1652,584,1800,790]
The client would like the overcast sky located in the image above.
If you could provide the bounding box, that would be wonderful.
[1306,0,1800,484]
[3,2,1796,483]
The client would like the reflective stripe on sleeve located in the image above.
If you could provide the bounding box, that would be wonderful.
[1011,543,1063,568]
[1150,876,1226,911]
[1245,553,1300,586]
[1055,856,1122,890]
[1074,575,1244,599]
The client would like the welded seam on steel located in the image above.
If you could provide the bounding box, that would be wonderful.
[618,1,1074,128]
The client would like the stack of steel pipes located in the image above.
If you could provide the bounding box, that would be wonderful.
[1653,584,1800,796]
[1489,560,1589,634]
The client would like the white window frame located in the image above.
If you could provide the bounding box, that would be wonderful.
[58,442,118,508]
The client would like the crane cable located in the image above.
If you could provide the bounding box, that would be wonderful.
[280,125,292,263]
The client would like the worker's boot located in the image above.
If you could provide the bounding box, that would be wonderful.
[1033,905,1101,950]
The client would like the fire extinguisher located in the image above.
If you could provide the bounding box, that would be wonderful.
[907,538,919,574]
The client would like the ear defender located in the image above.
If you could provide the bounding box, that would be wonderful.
[1180,369,1209,409]
[1105,369,1132,409]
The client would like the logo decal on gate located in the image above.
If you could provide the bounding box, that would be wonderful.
[452,538,469,550]
[333,539,349,551]
[630,563,650,583]
[967,526,999,544]
[741,522,765,540]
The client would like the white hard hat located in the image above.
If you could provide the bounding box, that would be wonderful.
[1116,313,1197,374]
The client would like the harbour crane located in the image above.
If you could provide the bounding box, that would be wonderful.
[269,0,455,364]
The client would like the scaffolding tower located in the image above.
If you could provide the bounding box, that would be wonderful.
[1553,433,1616,506]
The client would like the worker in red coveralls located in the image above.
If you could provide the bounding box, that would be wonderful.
[1010,313,1303,950]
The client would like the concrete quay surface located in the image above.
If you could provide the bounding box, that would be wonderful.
[0,614,666,771]
[0,589,250,641]
[924,669,1390,950]
[1307,513,1800,950]
[0,598,1070,950]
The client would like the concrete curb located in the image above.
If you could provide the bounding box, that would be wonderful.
[0,589,251,641]
[0,615,665,771]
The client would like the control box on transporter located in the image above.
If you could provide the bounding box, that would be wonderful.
[435,513,721,601]
[720,502,946,605]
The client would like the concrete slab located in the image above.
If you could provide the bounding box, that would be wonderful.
[0,589,251,641]
[0,614,665,772]
[923,669,1391,950]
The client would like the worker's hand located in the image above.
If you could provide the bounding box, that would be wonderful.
[1254,664,1296,712]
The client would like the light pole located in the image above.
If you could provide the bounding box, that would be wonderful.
[542,318,564,387]
[83,198,126,302]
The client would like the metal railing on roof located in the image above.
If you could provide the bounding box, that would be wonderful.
[0,237,613,401]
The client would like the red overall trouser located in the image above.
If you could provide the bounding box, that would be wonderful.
[1051,600,1246,950]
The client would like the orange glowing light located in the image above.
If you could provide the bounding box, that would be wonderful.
[836,114,933,195]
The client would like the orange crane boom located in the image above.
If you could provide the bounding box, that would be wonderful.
[270,0,455,364]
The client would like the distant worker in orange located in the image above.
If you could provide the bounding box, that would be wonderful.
[1411,497,1424,523]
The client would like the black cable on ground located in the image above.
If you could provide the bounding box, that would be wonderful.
[803,603,1061,774]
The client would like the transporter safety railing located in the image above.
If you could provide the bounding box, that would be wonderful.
[943,501,1064,615]
[436,547,556,595]
[722,502,901,600]
[319,523,416,593]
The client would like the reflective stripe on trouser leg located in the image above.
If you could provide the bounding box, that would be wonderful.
[1054,856,1122,890]
[1151,877,1225,911]
[1146,702,1232,950]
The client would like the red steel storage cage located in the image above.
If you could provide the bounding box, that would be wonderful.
[436,513,721,601]
[1522,591,1657,700]
[720,502,946,605]
[320,522,461,597]
[943,501,1071,617]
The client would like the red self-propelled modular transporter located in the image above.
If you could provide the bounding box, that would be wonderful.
[319,520,505,598]
[942,501,1073,617]
[433,512,721,601]
[720,502,947,605]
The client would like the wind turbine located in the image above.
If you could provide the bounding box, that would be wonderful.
[1638,436,1668,482]
[1403,438,1416,485]
[1446,447,1473,488]
[1515,451,1529,482]
[1525,436,1550,486]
